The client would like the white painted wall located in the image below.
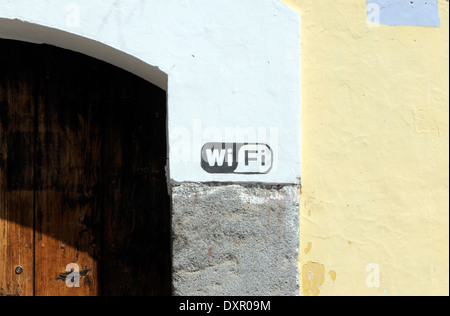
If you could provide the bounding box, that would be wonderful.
[0,0,301,184]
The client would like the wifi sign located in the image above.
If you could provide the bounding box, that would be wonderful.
[201,143,273,174]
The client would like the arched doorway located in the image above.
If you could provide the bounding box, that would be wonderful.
[0,39,171,296]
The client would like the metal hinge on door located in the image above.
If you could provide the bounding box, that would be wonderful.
[56,267,91,283]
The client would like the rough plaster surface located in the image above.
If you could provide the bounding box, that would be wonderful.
[283,0,449,296]
[172,183,300,296]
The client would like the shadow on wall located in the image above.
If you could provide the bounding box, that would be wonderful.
[0,39,171,296]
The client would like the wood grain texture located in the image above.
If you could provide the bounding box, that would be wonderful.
[0,44,35,296]
[100,66,171,296]
[33,46,102,296]
[0,39,170,296]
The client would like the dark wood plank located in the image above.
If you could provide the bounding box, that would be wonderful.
[100,64,171,296]
[33,45,101,296]
[0,41,35,297]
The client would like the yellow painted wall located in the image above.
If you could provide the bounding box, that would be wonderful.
[282,0,449,296]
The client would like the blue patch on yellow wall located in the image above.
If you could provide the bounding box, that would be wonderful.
[367,0,440,27]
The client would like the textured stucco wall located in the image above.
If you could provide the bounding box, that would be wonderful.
[283,0,449,296]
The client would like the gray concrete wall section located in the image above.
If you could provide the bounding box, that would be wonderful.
[172,183,300,296]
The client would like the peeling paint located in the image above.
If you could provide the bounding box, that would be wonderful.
[413,107,441,135]
[329,270,337,281]
[304,242,312,254]
[302,262,325,296]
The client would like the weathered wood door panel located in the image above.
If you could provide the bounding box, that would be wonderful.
[100,71,170,296]
[0,51,35,296]
[0,39,170,296]
[33,47,103,296]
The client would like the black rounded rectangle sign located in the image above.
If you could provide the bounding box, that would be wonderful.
[201,143,273,174]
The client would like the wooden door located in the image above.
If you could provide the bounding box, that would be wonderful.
[0,39,171,296]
